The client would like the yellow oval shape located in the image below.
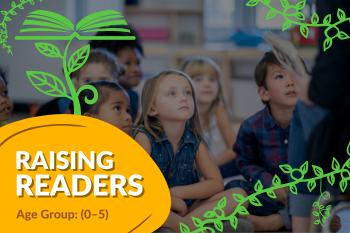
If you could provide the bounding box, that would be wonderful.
[0,114,170,233]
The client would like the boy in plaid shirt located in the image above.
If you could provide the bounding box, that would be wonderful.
[225,51,302,231]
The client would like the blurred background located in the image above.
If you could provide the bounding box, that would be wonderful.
[0,0,318,124]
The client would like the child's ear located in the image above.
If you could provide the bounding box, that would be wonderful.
[258,86,270,102]
[148,105,158,117]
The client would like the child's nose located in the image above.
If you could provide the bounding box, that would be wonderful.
[0,96,7,105]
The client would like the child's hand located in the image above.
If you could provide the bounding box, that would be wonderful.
[291,71,314,106]
[171,196,188,217]
[270,185,288,206]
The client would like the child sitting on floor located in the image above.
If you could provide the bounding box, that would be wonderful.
[0,67,13,128]
[224,51,302,231]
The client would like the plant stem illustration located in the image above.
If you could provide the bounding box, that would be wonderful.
[15,10,135,115]
[1,0,43,56]
[181,142,350,233]
[246,0,350,51]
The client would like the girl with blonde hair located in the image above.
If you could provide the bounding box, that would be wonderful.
[182,57,240,178]
[133,69,252,232]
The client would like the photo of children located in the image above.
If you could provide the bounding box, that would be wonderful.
[1,0,349,232]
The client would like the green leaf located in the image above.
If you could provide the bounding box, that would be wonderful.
[326,205,331,210]
[11,1,16,8]
[338,31,350,40]
[10,10,17,15]
[296,12,305,21]
[238,206,249,215]
[214,221,223,232]
[5,17,11,21]
[26,71,69,98]
[272,174,281,186]
[307,180,316,192]
[325,210,330,217]
[267,190,277,199]
[203,210,215,218]
[347,142,350,156]
[332,157,340,171]
[282,21,292,31]
[312,202,319,207]
[191,217,202,227]
[232,194,244,203]
[345,158,350,168]
[30,0,35,5]
[230,216,238,230]
[300,161,308,175]
[290,185,297,194]
[280,0,289,8]
[319,205,325,210]
[3,34,8,39]
[327,174,335,186]
[180,222,190,233]
[312,211,319,217]
[296,0,306,10]
[18,5,24,9]
[340,180,347,193]
[323,14,332,25]
[2,23,7,29]
[300,25,309,38]
[338,8,346,20]
[323,38,333,51]
[266,9,277,20]
[311,12,319,24]
[217,197,227,209]
[68,44,90,73]
[254,180,263,191]
[35,43,62,58]
[28,10,74,31]
[280,164,293,173]
[312,165,324,177]
[314,219,320,225]
[1,11,7,15]
[246,0,260,7]
[249,197,263,206]
[322,217,326,223]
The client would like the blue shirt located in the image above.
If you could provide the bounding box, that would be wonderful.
[128,89,139,117]
[134,123,201,188]
[234,106,290,188]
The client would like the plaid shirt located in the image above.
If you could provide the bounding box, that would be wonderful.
[234,106,290,188]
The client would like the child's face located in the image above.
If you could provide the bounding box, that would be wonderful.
[85,90,132,135]
[74,63,114,90]
[259,64,298,108]
[117,47,142,89]
[192,74,219,104]
[149,74,194,122]
[0,76,13,122]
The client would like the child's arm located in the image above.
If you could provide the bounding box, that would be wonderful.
[169,142,224,200]
[171,196,188,217]
[235,125,274,188]
[214,105,237,166]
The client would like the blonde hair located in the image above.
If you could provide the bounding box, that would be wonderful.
[181,56,232,128]
[70,48,126,81]
[136,69,208,147]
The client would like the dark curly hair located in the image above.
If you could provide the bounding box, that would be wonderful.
[89,25,144,56]
[0,67,7,86]
[69,81,124,115]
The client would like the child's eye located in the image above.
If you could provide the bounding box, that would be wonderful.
[169,92,175,97]
[185,91,191,96]
[276,75,283,79]
[2,91,8,95]
[84,80,90,84]
[126,108,131,114]
[114,106,120,111]
[209,78,216,82]
[194,78,201,82]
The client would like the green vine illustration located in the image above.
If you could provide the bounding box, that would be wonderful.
[181,143,350,233]
[14,10,135,115]
[0,0,43,56]
[246,0,350,51]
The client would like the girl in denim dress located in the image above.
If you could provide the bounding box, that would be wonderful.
[134,70,250,232]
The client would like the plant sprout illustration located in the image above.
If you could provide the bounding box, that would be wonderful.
[181,143,350,233]
[1,0,44,56]
[15,10,135,115]
[246,0,350,51]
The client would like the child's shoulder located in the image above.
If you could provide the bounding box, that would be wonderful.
[240,106,269,130]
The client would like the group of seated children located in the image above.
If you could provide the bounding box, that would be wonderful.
[1,25,342,233]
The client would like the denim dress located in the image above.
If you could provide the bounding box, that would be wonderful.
[134,123,201,206]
